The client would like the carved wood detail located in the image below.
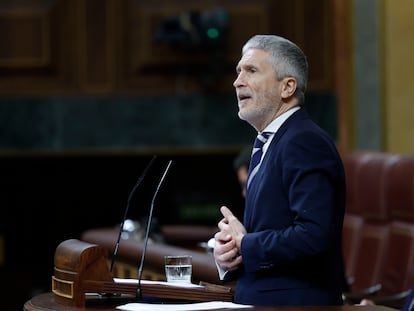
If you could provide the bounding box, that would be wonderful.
[0,0,334,95]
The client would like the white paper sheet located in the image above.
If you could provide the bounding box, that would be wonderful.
[116,301,253,311]
[113,278,203,288]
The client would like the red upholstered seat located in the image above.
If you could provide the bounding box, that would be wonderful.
[341,152,369,282]
[350,223,390,291]
[341,151,372,215]
[380,221,414,295]
[355,152,400,222]
[342,213,363,282]
[342,152,398,291]
[387,156,414,223]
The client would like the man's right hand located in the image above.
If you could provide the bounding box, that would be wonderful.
[213,212,243,272]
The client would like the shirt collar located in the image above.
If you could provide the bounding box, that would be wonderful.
[260,106,301,135]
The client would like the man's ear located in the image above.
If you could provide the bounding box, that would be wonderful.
[281,77,297,99]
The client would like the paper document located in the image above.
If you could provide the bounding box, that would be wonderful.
[113,278,203,288]
[116,301,253,311]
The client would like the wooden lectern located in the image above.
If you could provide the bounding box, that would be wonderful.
[51,239,233,307]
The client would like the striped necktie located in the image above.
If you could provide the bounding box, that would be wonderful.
[247,132,272,189]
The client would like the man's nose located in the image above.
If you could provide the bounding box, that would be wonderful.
[233,74,244,88]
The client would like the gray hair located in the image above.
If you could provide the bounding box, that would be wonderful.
[242,35,308,103]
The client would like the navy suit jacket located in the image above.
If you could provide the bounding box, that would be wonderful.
[235,108,346,306]
[402,289,414,311]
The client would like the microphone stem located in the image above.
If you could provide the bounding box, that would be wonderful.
[110,155,157,272]
[137,160,173,300]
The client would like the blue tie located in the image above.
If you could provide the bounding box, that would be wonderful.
[247,132,272,189]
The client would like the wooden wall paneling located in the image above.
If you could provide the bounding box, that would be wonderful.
[225,4,270,62]
[266,0,334,91]
[118,0,270,95]
[333,0,352,152]
[267,0,293,40]
[0,0,79,95]
[0,6,50,68]
[0,0,337,97]
[77,0,117,93]
[301,0,333,91]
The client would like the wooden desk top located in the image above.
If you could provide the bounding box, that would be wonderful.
[24,293,399,311]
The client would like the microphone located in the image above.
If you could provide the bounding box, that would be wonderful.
[137,159,173,300]
[110,155,157,272]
